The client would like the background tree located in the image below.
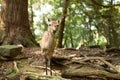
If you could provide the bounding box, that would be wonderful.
[57,0,69,48]
[0,0,38,47]
[27,0,120,48]
[1,0,118,48]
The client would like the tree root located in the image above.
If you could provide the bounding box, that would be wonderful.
[72,57,118,73]
[52,55,120,79]
[30,64,56,74]
[23,71,70,80]
[62,66,120,79]
[6,61,67,80]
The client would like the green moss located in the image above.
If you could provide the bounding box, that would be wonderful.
[5,69,14,75]
[0,45,21,49]
[0,45,22,57]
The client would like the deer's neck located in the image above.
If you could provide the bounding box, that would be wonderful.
[48,29,55,34]
[48,31,55,38]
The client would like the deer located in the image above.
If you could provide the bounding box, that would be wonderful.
[40,18,60,75]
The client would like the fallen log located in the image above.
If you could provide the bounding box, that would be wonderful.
[62,65,120,79]
[0,45,22,58]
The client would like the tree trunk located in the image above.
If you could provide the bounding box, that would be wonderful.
[29,0,35,36]
[107,0,119,48]
[57,0,69,48]
[0,0,38,47]
[69,31,74,48]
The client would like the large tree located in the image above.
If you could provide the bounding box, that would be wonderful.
[57,0,69,48]
[0,0,38,47]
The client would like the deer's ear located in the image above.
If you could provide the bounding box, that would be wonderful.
[47,18,51,22]
[57,19,61,24]
[45,18,51,24]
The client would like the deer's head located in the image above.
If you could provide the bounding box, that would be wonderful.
[46,18,60,34]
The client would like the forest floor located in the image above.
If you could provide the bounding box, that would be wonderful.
[0,47,120,80]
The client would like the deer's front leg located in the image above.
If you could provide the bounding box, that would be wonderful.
[45,55,48,75]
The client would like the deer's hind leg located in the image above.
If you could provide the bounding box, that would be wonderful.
[50,58,52,75]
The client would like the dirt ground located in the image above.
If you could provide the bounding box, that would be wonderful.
[0,47,120,80]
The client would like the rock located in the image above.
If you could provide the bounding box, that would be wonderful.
[0,45,22,58]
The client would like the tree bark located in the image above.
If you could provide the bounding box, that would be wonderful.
[0,0,38,47]
[57,0,69,48]
[29,0,35,36]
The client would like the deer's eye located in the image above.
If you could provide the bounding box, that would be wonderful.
[55,25,58,27]
[48,24,51,26]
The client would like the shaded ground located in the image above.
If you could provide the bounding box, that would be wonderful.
[0,47,120,80]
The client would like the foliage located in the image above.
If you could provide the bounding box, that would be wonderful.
[28,0,120,48]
